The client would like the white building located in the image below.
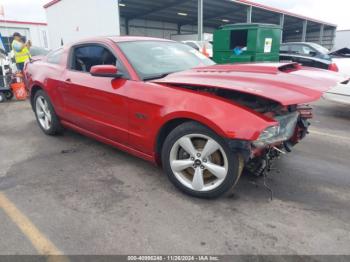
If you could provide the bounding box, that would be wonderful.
[44,0,120,49]
[0,19,49,51]
[333,30,350,51]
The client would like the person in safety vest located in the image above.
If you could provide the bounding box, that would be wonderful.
[11,32,31,71]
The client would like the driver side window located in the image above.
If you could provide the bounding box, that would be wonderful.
[70,45,117,72]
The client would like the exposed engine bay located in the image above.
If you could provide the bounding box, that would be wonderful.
[173,84,287,113]
[172,84,313,179]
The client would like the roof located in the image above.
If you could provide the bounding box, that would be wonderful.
[0,19,47,26]
[67,36,174,44]
[107,36,173,42]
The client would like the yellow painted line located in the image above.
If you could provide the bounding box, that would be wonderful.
[0,192,69,262]
[309,129,350,142]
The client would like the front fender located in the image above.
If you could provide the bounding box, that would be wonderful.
[159,93,277,141]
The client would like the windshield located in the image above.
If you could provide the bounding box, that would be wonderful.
[117,40,215,80]
[308,43,329,55]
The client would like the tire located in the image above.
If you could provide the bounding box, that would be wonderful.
[33,90,63,135]
[0,92,6,103]
[4,90,13,100]
[161,121,242,199]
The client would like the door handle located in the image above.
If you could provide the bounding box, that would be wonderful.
[65,78,71,83]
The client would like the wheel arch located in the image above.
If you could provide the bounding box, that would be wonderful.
[154,113,228,165]
[29,84,44,110]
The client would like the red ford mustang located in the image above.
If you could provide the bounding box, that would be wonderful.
[24,36,347,198]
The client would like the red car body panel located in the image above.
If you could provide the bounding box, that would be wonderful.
[24,36,347,164]
[153,63,347,106]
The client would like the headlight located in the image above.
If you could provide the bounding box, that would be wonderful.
[257,125,280,141]
[253,125,280,148]
[253,111,300,147]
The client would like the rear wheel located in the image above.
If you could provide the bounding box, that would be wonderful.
[162,121,242,198]
[34,90,63,135]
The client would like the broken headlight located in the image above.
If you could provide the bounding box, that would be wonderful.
[258,125,280,140]
[253,111,300,147]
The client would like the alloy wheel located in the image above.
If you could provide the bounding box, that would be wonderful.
[169,134,228,192]
[35,96,52,130]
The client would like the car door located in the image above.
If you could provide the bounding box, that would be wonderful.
[59,43,129,144]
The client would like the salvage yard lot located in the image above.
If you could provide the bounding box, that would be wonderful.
[0,99,350,255]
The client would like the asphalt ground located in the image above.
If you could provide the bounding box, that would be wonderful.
[0,99,349,256]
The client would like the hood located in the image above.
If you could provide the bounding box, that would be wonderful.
[153,62,349,105]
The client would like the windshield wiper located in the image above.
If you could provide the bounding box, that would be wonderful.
[143,72,173,81]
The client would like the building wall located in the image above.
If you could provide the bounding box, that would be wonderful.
[46,0,120,49]
[0,21,49,51]
[333,30,350,51]
[283,28,335,50]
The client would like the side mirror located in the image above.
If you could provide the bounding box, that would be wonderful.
[90,65,122,78]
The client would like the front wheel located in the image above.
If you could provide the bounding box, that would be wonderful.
[162,121,243,199]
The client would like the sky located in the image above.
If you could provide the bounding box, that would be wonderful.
[0,0,349,29]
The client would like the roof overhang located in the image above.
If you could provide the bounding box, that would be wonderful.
[0,19,47,26]
[43,0,337,30]
[117,0,336,30]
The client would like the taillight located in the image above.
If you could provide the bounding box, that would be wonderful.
[328,63,339,72]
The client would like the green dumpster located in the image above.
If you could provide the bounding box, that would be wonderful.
[213,23,282,64]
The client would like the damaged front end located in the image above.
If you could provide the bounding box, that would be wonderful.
[245,105,313,177]
[167,84,314,177]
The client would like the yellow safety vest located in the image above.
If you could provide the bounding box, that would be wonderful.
[11,40,31,63]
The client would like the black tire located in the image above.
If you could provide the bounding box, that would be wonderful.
[0,92,6,103]
[161,121,242,199]
[33,90,63,135]
[4,90,13,100]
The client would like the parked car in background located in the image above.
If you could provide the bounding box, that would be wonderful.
[280,42,338,71]
[280,42,350,105]
[182,40,213,58]
[24,36,347,198]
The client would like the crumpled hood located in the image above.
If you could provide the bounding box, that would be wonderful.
[153,62,349,105]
